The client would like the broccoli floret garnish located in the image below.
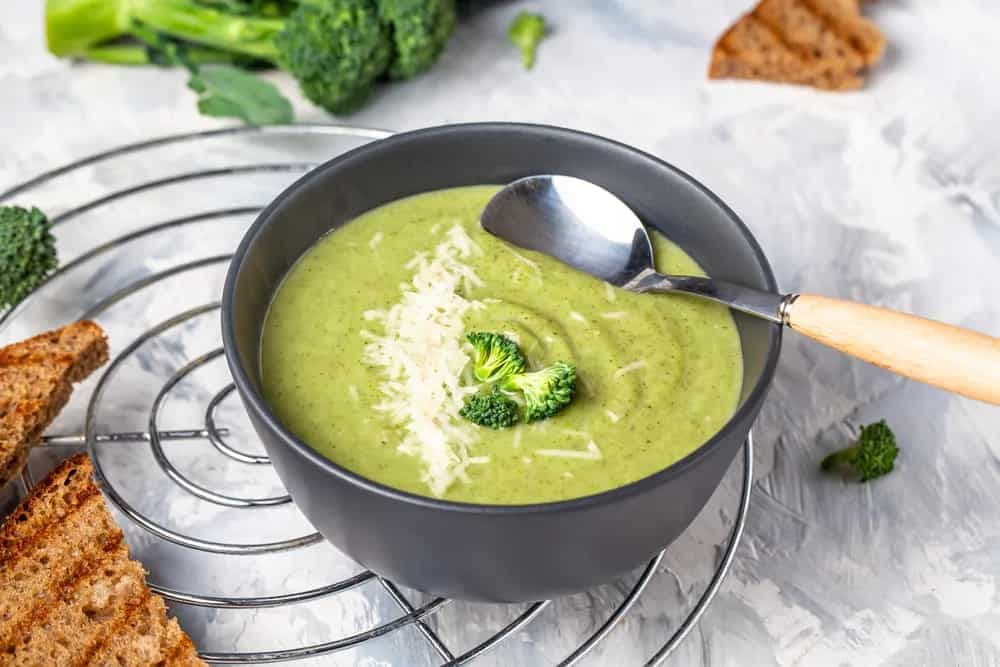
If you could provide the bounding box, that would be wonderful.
[507,11,547,70]
[466,332,526,384]
[0,207,58,310]
[459,389,519,429]
[821,420,898,482]
[502,361,576,422]
[378,0,456,80]
[461,331,576,425]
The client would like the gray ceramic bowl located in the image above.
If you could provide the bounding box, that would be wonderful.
[222,123,780,602]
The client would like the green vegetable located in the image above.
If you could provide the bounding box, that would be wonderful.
[459,389,520,429]
[466,332,526,384]
[821,420,899,482]
[81,42,248,66]
[45,0,457,118]
[196,0,298,17]
[503,361,576,422]
[274,0,393,114]
[507,10,546,70]
[0,207,58,310]
[378,0,456,79]
[189,65,294,125]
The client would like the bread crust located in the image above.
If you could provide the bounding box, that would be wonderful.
[0,321,109,487]
[709,0,886,90]
[0,454,206,666]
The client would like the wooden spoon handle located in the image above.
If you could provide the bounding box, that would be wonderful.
[784,294,1000,405]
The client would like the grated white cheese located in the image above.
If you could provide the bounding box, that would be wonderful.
[601,311,628,320]
[430,223,441,235]
[605,410,621,423]
[505,245,541,271]
[613,360,648,380]
[361,225,485,497]
[535,441,603,461]
[348,385,360,403]
[369,231,384,250]
[569,311,588,324]
[501,330,521,344]
[604,282,617,302]
[522,456,533,464]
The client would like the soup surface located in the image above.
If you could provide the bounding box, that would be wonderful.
[261,186,742,504]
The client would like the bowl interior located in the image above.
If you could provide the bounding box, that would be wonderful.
[226,123,778,478]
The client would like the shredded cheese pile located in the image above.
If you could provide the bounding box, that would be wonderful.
[361,225,486,497]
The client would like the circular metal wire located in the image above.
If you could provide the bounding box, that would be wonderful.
[205,384,271,464]
[86,302,323,555]
[1,124,753,665]
[149,347,291,507]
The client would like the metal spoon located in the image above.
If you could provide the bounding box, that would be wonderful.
[481,175,1000,406]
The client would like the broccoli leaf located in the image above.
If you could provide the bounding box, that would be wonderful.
[507,11,547,70]
[187,65,294,125]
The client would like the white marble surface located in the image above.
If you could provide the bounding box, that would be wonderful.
[3,1,1000,665]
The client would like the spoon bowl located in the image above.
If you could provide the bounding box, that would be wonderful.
[481,175,654,286]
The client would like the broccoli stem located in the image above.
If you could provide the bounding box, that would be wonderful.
[129,0,284,61]
[46,0,284,61]
[80,44,150,65]
[46,0,132,57]
[82,43,248,66]
[820,446,859,472]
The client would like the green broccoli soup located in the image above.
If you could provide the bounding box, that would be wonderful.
[260,186,743,504]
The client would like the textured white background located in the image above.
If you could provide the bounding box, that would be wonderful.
[3,1,1000,665]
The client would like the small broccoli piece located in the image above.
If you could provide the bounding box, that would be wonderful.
[821,420,899,482]
[466,332,526,384]
[377,0,456,79]
[0,207,58,310]
[275,0,393,113]
[507,10,546,70]
[460,390,519,429]
[503,361,576,422]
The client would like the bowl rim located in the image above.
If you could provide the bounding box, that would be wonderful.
[221,121,781,515]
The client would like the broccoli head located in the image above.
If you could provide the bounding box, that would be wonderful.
[275,0,393,114]
[507,11,546,70]
[466,332,526,384]
[821,419,899,482]
[459,390,519,429]
[377,0,456,79]
[502,361,576,422]
[0,207,58,310]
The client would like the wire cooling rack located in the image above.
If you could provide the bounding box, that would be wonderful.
[0,125,752,666]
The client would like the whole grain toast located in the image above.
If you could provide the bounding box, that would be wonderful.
[0,320,109,487]
[0,454,205,666]
[709,0,886,91]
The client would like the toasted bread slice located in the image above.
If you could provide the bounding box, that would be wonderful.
[0,454,205,666]
[0,320,109,487]
[709,0,886,90]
